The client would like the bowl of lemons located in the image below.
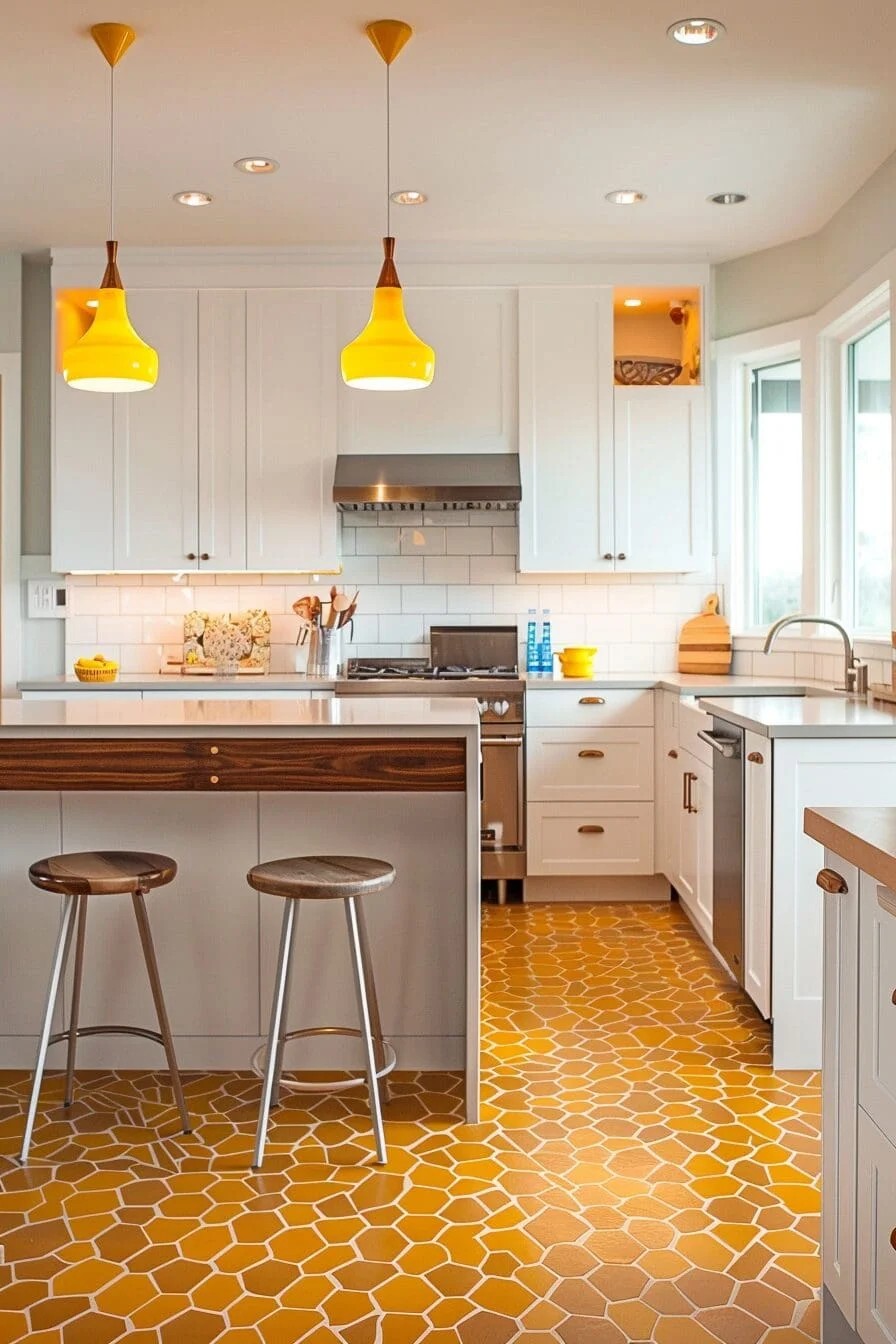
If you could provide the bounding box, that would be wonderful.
[73,654,119,684]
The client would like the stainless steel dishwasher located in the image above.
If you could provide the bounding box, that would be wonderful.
[698,718,745,986]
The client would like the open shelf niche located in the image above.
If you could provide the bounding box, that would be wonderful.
[613,286,702,387]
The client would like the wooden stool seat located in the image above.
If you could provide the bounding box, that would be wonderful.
[247,855,395,901]
[29,851,177,897]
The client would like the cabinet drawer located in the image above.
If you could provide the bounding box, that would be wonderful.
[679,698,715,767]
[859,877,896,1145]
[527,727,654,802]
[527,688,654,729]
[856,1109,896,1344]
[527,802,654,877]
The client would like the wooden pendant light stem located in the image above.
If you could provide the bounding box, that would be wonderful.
[376,237,401,289]
[100,240,123,290]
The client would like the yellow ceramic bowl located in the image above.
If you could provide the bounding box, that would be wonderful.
[557,646,598,678]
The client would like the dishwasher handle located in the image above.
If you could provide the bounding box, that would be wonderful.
[697,728,741,759]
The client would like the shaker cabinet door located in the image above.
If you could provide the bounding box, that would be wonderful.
[198,290,247,571]
[52,380,115,572]
[613,386,710,573]
[113,289,200,571]
[743,730,772,1019]
[518,287,615,572]
[246,290,340,573]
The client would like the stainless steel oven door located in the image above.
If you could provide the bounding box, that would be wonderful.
[480,730,523,855]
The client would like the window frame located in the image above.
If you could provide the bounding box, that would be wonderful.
[745,356,804,630]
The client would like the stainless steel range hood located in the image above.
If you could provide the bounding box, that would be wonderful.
[333,453,521,511]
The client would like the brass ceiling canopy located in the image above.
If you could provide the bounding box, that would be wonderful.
[365,19,413,65]
[90,22,136,67]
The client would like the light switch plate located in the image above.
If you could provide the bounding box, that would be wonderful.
[27,579,68,619]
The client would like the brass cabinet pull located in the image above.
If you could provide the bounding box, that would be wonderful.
[579,697,606,705]
[210,775,220,785]
[578,825,605,834]
[683,771,697,814]
[578,749,605,758]
[683,770,688,811]
[747,751,764,764]
[891,987,896,1007]
[890,1226,896,1252]
[816,868,848,895]
[210,746,219,755]
[668,749,678,759]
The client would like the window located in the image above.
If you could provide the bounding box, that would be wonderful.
[847,319,891,632]
[748,360,802,625]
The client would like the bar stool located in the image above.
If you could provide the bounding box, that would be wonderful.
[248,855,397,1169]
[19,851,191,1164]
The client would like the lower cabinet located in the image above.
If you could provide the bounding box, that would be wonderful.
[655,690,681,883]
[675,747,713,943]
[743,729,772,1018]
[856,1109,896,1344]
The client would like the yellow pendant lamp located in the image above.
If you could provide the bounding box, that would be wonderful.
[63,23,158,393]
[341,20,434,392]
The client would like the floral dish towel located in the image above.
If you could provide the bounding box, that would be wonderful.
[183,610,271,670]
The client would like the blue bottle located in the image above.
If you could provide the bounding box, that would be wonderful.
[526,609,541,673]
[539,608,553,677]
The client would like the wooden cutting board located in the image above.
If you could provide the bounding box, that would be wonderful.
[677,594,732,675]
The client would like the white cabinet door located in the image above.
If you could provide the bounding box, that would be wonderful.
[822,854,858,1329]
[518,288,615,572]
[113,290,200,571]
[744,730,772,1019]
[246,290,340,572]
[613,386,710,573]
[338,288,517,455]
[856,1108,896,1344]
[198,291,246,571]
[859,874,896,1144]
[656,691,681,884]
[52,380,115,572]
[677,748,712,943]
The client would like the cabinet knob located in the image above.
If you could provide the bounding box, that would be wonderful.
[668,749,678,759]
[578,749,605,758]
[577,825,605,834]
[747,751,764,764]
[579,697,606,705]
[617,552,627,561]
[200,552,211,562]
[210,775,219,785]
[891,1226,896,1252]
[603,553,613,561]
[186,552,197,561]
[210,746,219,756]
[816,868,848,895]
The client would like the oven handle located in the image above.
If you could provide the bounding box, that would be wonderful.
[481,737,524,747]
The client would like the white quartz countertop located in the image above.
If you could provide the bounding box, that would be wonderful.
[18,673,337,691]
[524,671,830,695]
[699,694,896,738]
[0,695,480,736]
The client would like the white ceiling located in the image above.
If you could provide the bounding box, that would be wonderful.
[5,0,896,261]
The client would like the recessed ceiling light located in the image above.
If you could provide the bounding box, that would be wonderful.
[709,191,748,205]
[623,298,642,308]
[390,189,428,205]
[234,157,279,174]
[173,190,212,207]
[667,17,726,44]
[606,189,646,205]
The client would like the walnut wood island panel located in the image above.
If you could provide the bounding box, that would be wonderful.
[0,697,481,1119]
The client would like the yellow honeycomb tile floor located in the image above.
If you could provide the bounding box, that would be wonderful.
[0,901,820,1343]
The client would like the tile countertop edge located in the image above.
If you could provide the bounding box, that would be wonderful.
[804,806,896,898]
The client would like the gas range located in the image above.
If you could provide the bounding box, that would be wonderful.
[339,658,524,722]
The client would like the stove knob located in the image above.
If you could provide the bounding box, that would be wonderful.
[494,699,510,717]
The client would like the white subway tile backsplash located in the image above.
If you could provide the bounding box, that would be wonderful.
[631,613,681,643]
[560,586,608,614]
[757,650,795,679]
[66,616,98,645]
[492,528,518,555]
[378,556,424,585]
[446,586,494,614]
[120,586,166,615]
[98,615,142,644]
[608,643,656,672]
[609,584,655,614]
[143,616,183,645]
[380,614,427,644]
[401,526,445,555]
[97,573,143,587]
[493,585,538,614]
[354,585,402,614]
[424,556,470,585]
[446,529,492,555]
[356,527,401,555]
[338,556,380,585]
[402,585,446,614]
[468,555,517,584]
[585,614,633,643]
[240,585,284,613]
[119,644,163,674]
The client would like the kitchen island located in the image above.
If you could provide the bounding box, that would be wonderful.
[0,696,481,1119]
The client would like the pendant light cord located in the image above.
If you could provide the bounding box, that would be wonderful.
[109,62,116,239]
[385,61,391,238]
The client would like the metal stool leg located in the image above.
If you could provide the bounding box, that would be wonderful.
[131,888,191,1135]
[19,894,78,1164]
[254,897,298,1169]
[354,900,390,1106]
[269,900,300,1110]
[345,896,387,1164]
[64,895,88,1108]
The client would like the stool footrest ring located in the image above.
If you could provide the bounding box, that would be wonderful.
[48,1025,166,1047]
[250,1026,396,1095]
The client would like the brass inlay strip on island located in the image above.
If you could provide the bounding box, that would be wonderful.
[0,738,466,792]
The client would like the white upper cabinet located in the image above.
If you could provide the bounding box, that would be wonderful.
[53,378,115,572]
[613,386,710,573]
[518,288,615,572]
[198,291,247,572]
[518,286,711,574]
[113,289,200,571]
[338,288,517,456]
[246,290,340,573]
